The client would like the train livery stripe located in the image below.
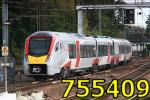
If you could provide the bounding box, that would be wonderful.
[92,58,99,65]
[25,37,30,55]
[111,55,119,64]
[75,40,80,67]
[64,60,71,68]
[48,36,56,56]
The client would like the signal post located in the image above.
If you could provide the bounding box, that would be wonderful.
[1,0,9,92]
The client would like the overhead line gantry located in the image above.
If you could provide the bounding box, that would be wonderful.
[76,2,150,35]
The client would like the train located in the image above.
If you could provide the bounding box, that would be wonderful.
[23,31,132,79]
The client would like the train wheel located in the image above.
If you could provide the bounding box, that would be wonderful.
[123,59,127,65]
[34,76,47,81]
[116,61,119,67]
[89,67,94,74]
[54,73,60,80]
[34,77,40,81]
[102,65,105,69]
[95,65,99,72]
[61,68,70,79]
[97,65,101,71]
[110,62,114,68]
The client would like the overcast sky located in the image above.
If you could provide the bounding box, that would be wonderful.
[123,0,150,28]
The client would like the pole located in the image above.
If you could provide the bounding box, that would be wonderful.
[36,0,38,31]
[2,0,8,45]
[121,9,127,39]
[98,9,102,33]
[2,0,8,92]
[77,10,83,35]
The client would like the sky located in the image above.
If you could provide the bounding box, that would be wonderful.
[123,0,150,3]
[135,8,149,28]
[123,0,150,28]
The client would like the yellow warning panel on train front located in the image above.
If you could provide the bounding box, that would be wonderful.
[28,55,47,64]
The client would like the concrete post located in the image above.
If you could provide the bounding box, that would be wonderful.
[77,10,84,35]
[99,9,102,33]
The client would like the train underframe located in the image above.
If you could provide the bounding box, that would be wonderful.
[27,59,130,81]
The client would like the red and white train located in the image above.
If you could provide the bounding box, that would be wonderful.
[23,31,132,79]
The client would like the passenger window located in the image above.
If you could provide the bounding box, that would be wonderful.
[80,45,83,58]
[69,44,76,59]
[87,46,90,57]
[80,45,96,58]
[55,42,59,51]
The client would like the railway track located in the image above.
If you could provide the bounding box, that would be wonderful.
[0,57,149,100]
[61,61,150,100]
[128,72,150,100]
[100,62,150,100]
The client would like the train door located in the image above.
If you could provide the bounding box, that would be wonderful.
[55,41,62,67]
[59,42,63,66]
[107,43,111,64]
[50,41,62,74]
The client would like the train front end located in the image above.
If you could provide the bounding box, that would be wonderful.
[23,32,53,77]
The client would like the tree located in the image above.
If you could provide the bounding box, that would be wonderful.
[0,0,124,65]
[0,0,77,65]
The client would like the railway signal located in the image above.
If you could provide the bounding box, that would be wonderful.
[124,9,135,24]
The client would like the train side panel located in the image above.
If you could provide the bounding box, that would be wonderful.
[95,38,113,66]
[78,38,96,69]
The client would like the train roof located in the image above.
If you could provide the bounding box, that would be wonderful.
[95,37,113,41]
[31,31,85,39]
[94,35,131,45]
[30,31,96,44]
[30,31,131,45]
